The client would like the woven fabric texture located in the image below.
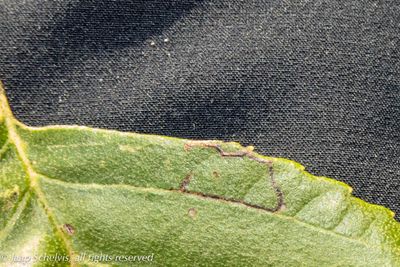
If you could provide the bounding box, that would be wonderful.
[0,0,399,219]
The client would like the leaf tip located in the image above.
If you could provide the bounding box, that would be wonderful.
[0,81,13,120]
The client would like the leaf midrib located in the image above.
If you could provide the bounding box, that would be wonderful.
[0,93,77,266]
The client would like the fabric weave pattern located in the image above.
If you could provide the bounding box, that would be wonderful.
[0,0,399,219]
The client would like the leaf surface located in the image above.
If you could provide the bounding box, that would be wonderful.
[0,84,399,266]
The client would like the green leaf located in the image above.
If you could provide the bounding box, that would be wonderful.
[0,83,399,267]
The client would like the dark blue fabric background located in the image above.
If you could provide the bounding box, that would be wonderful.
[0,0,399,219]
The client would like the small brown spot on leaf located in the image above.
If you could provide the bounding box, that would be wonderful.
[188,208,197,219]
[212,171,220,179]
[1,186,20,210]
[63,224,75,235]
[180,173,192,192]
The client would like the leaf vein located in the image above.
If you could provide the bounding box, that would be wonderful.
[0,139,10,159]
[36,172,384,254]
[0,191,30,244]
